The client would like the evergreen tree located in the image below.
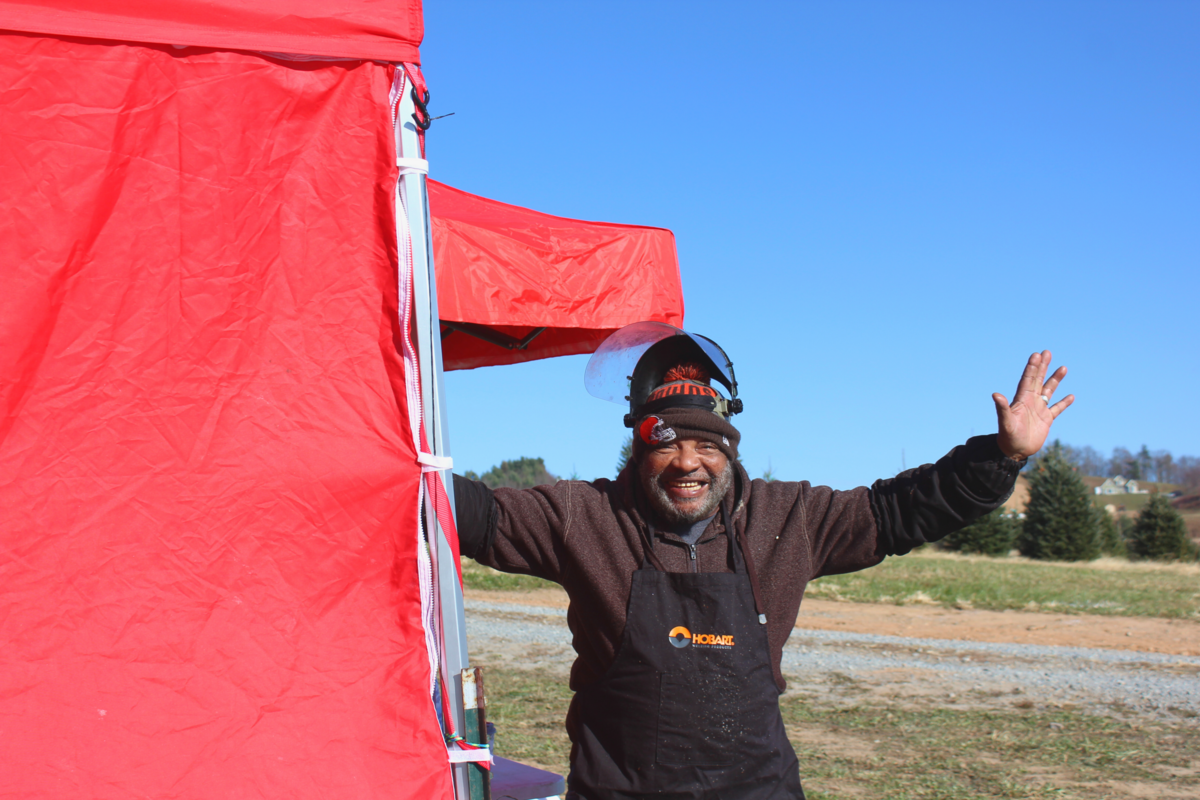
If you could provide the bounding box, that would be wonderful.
[1019,442,1100,561]
[476,457,558,490]
[1116,514,1136,547]
[1024,442,1106,477]
[941,508,1017,556]
[1127,494,1197,561]
[1095,509,1125,557]
[616,434,633,477]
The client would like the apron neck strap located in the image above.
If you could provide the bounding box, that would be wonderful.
[722,501,745,573]
[725,501,768,625]
[638,526,669,572]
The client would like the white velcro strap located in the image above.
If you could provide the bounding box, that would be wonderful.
[417,451,453,472]
[396,157,429,176]
[447,746,491,764]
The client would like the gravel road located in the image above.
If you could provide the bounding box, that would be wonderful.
[465,598,1200,720]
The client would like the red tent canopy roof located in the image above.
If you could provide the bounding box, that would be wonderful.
[0,0,423,62]
[429,180,684,370]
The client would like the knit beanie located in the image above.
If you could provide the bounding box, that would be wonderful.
[631,406,741,465]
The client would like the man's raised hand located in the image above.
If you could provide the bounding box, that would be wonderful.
[993,350,1074,460]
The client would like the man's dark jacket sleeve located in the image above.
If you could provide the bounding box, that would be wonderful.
[868,434,1025,557]
[452,474,497,560]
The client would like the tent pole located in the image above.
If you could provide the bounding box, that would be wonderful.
[397,81,472,800]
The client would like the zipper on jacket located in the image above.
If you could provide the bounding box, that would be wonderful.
[687,543,698,573]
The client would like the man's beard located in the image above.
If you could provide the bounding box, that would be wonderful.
[639,459,734,528]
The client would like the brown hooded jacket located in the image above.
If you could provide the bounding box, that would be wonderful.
[453,434,1023,736]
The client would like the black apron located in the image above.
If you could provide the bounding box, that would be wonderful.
[567,505,804,799]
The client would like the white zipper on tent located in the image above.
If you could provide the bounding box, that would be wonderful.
[390,71,440,705]
[389,68,486,786]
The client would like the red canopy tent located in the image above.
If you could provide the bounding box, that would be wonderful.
[0,4,683,798]
[431,180,682,370]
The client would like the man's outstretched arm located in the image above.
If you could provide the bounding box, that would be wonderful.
[866,351,1075,558]
[450,474,573,582]
[867,435,1025,557]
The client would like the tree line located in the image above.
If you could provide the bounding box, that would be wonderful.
[462,457,558,490]
[945,442,1197,562]
[1024,442,1200,488]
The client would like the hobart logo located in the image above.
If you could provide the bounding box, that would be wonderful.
[667,625,734,649]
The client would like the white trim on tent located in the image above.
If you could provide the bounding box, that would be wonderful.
[394,68,473,800]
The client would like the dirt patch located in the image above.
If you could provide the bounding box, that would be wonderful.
[464,587,1200,656]
[786,722,881,763]
[467,587,569,608]
[793,598,1200,656]
[1099,781,1200,799]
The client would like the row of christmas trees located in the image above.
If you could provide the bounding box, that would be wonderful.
[943,442,1197,561]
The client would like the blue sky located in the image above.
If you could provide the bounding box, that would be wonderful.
[422,1,1199,489]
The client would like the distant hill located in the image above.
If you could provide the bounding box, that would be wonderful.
[1172,493,1200,543]
[1080,476,1180,494]
[465,457,559,490]
[1171,492,1200,512]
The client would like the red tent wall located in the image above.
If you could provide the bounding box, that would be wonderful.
[0,34,448,798]
[429,180,684,370]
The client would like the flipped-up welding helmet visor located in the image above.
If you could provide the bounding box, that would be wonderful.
[584,321,740,427]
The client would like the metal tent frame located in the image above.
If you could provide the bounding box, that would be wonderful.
[395,82,473,799]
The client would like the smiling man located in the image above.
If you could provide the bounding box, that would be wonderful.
[632,364,738,557]
[452,325,1073,800]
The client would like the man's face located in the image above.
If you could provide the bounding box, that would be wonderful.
[639,437,732,526]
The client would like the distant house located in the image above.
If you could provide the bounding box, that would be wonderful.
[1095,476,1147,495]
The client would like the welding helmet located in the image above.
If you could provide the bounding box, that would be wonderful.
[584,321,742,428]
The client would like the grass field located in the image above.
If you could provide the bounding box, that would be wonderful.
[463,552,1200,619]
[806,550,1200,619]
[460,559,556,592]
[483,665,1200,799]
[1090,493,1153,513]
